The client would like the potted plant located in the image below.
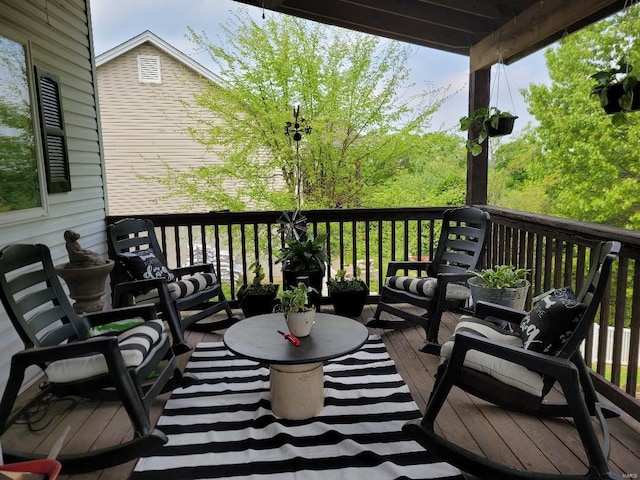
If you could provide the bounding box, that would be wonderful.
[590,62,640,122]
[467,264,530,310]
[237,260,279,318]
[459,107,517,156]
[280,282,316,337]
[276,233,328,307]
[327,268,369,317]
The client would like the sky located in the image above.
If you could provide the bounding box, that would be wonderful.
[89,0,552,137]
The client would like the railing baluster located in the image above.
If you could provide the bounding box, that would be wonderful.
[403,219,409,261]
[628,265,640,397]
[377,219,384,288]
[365,220,371,286]
[351,220,357,277]
[267,222,275,284]
[612,258,628,386]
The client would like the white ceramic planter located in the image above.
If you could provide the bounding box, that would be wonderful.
[285,310,315,337]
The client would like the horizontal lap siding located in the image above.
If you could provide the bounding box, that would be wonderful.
[0,0,106,391]
[98,44,235,215]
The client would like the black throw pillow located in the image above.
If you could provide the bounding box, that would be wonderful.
[117,249,175,282]
[519,287,586,354]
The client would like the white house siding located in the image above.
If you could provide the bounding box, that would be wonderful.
[0,0,108,391]
[98,43,238,215]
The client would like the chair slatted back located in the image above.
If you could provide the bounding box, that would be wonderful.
[429,207,490,276]
[107,218,169,287]
[0,244,82,350]
[559,241,620,358]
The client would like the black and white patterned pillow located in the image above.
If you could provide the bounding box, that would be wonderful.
[519,287,586,354]
[117,249,175,282]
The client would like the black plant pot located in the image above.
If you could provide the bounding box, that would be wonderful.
[328,283,369,317]
[282,267,324,309]
[597,83,640,114]
[486,115,517,137]
[238,285,279,318]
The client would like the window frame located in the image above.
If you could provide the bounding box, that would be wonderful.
[0,35,50,225]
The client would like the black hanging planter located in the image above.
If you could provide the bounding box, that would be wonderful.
[486,115,518,137]
[595,83,640,114]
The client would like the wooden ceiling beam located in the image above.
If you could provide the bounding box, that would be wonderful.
[470,0,626,71]
[343,0,492,34]
[277,0,476,53]
[416,0,533,20]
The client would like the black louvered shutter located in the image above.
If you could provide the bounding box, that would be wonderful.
[34,66,71,193]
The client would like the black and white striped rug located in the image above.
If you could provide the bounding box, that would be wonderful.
[130,335,462,480]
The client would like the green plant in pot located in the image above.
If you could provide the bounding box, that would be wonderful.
[467,264,530,310]
[280,282,316,337]
[459,107,517,156]
[276,233,328,308]
[590,62,640,124]
[327,267,369,317]
[237,261,279,318]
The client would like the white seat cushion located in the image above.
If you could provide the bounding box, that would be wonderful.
[387,275,470,301]
[46,319,164,383]
[135,272,218,304]
[440,316,545,396]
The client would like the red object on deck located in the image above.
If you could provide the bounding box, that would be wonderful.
[0,459,62,479]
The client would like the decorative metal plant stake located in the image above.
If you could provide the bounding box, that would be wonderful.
[284,105,312,211]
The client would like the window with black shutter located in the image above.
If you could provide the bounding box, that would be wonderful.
[34,66,71,193]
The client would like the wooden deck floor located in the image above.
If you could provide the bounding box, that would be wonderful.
[6,305,640,479]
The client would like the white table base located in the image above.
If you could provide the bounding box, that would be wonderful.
[270,362,324,420]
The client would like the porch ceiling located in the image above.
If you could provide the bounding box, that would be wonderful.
[233,0,626,70]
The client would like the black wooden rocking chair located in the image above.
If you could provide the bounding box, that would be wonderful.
[107,218,239,355]
[404,240,621,480]
[0,243,197,473]
[365,206,490,354]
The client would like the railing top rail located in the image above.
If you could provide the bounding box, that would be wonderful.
[106,207,450,227]
[479,205,640,259]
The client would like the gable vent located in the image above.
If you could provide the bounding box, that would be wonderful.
[137,55,161,84]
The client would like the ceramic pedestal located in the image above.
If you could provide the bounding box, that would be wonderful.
[270,362,324,420]
[55,260,115,314]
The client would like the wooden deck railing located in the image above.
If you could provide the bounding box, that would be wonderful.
[106,206,640,420]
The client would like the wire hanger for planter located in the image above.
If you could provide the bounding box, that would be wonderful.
[487,49,518,137]
[590,0,640,123]
[460,50,518,156]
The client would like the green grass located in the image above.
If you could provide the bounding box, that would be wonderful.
[593,363,640,389]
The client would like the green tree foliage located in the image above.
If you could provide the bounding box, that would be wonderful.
[489,129,551,213]
[156,8,451,211]
[364,132,466,207]
[523,5,640,229]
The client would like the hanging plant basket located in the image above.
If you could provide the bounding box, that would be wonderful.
[460,56,518,156]
[486,114,518,137]
[593,82,640,114]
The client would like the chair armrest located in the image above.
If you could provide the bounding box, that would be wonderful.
[172,263,214,277]
[473,301,527,325]
[112,278,166,309]
[114,278,166,292]
[386,261,432,276]
[436,272,472,285]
